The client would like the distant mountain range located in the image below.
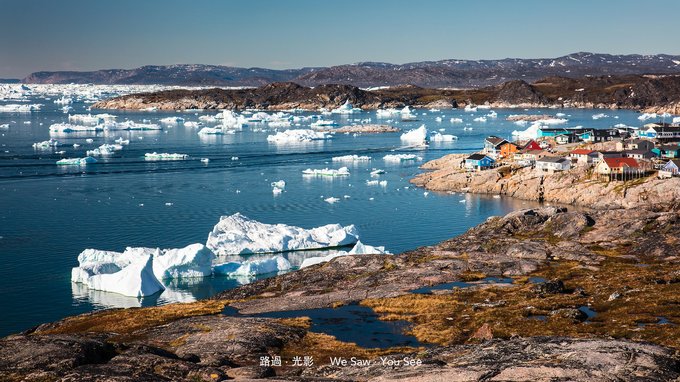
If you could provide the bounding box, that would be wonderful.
[23,53,680,88]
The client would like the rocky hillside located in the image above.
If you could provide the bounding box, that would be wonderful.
[411,154,680,209]
[92,74,680,112]
[24,53,680,88]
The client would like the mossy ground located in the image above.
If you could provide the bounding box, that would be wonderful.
[36,300,229,336]
[362,259,680,349]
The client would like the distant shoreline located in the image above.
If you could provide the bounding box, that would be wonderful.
[90,75,680,115]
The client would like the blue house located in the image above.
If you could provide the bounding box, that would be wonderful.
[652,145,680,159]
[465,153,495,171]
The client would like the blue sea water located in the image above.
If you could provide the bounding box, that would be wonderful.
[0,95,646,336]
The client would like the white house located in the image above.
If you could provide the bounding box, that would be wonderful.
[536,156,571,172]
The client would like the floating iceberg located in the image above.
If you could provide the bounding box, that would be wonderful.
[332,155,371,163]
[144,152,188,160]
[50,123,104,134]
[310,119,339,128]
[370,169,385,176]
[473,116,487,122]
[106,121,162,131]
[592,113,608,120]
[197,127,225,135]
[68,114,116,125]
[0,104,42,113]
[638,113,657,121]
[429,132,458,142]
[383,154,422,163]
[184,121,200,128]
[400,124,428,144]
[267,129,332,143]
[376,108,400,118]
[206,213,359,256]
[160,116,185,124]
[450,117,463,123]
[56,156,97,165]
[324,197,340,204]
[331,100,362,114]
[271,180,286,189]
[32,139,59,149]
[674,117,680,124]
[85,255,165,297]
[74,244,214,283]
[299,240,389,268]
[512,122,542,140]
[302,167,350,177]
[213,255,291,277]
[86,144,123,156]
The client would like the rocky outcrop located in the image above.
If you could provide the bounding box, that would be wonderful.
[92,74,680,111]
[412,154,680,209]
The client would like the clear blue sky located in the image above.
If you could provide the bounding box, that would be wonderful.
[1,0,679,78]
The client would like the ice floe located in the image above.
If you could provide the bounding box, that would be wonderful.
[383,154,422,163]
[32,139,59,149]
[0,104,42,113]
[302,167,350,177]
[86,144,123,156]
[56,157,97,165]
[331,155,372,163]
[267,129,332,143]
[429,132,458,141]
[144,152,189,160]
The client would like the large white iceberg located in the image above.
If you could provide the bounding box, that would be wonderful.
[332,155,372,163]
[206,213,359,256]
[74,244,214,282]
[400,124,429,144]
[85,254,165,297]
[0,104,42,113]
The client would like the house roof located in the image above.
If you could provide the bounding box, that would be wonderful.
[602,157,640,168]
[485,136,507,146]
[664,159,680,168]
[624,149,654,155]
[467,153,491,161]
[570,149,595,155]
[537,156,569,164]
[658,144,680,151]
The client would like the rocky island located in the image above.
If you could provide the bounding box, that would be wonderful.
[91,74,680,114]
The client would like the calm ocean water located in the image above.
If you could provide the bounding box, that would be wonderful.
[0,94,645,336]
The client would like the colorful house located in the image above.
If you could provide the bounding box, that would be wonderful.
[661,159,680,175]
[569,149,599,165]
[595,157,641,175]
[652,145,680,159]
[465,154,495,171]
[535,156,571,172]
[483,136,508,159]
[499,142,519,158]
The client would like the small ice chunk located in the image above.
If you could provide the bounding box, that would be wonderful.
[56,156,97,165]
[324,197,340,204]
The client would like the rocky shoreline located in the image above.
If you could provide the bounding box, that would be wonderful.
[411,153,680,210]
[2,199,680,380]
[91,74,680,113]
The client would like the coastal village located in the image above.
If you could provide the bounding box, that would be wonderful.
[464,118,680,181]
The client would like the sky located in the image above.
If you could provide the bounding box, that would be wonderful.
[1,0,680,78]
